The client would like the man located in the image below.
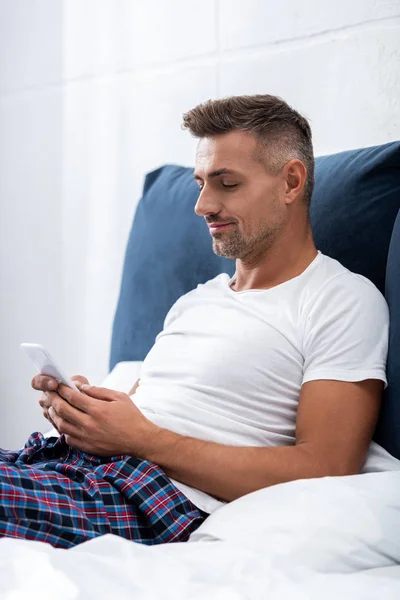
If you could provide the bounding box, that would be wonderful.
[1,94,396,548]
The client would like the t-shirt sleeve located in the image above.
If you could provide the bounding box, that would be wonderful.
[302,274,389,387]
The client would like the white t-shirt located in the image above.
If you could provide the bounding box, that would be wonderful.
[132,251,400,513]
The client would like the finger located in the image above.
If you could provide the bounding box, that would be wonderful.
[70,375,90,386]
[32,375,59,391]
[39,391,53,409]
[44,410,59,432]
[57,384,95,413]
[79,385,124,402]
[48,407,81,437]
[44,390,61,406]
[51,396,88,427]
[39,390,59,410]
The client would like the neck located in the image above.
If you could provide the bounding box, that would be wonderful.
[230,224,317,292]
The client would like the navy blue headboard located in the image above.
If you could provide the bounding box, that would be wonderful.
[375,210,400,458]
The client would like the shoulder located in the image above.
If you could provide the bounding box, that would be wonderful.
[163,274,225,327]
[303,254,388,320]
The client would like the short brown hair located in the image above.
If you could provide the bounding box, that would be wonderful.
[182,94,314,206]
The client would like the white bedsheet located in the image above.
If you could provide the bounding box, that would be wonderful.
[0,534,399,599]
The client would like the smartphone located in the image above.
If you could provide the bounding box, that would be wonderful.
[20,343,79,391]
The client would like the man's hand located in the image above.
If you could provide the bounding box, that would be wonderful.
[32,374,89,432]
[45,383,158,457]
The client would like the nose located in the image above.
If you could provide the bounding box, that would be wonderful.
[194,186,222,218]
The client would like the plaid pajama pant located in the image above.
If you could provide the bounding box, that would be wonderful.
[0,432,207,549]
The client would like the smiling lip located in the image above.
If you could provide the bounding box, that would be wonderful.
[208,223,234,233]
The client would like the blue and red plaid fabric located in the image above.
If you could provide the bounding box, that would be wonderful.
[0,432,206,549]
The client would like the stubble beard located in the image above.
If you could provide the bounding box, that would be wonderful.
[212,220,283,261]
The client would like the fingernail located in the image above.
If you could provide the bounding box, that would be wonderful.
[80,384,90,390]
[47,381,57,390]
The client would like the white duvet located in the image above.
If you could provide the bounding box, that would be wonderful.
[1,471,400,599]
[1,535,400,600]
[3,363,400,597]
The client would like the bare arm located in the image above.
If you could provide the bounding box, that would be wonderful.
[46,378,383,503]
[143,379,383,502]
[128,379,140,396]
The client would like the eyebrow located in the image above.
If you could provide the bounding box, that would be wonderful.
[193,168,238,181]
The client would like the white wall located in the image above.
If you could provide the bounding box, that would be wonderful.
[1,0,399,448]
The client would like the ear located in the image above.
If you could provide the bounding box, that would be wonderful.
[282,159,307,205]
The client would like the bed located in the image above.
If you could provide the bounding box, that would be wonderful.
[1,142,400,597]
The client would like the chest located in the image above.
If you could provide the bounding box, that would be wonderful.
[146,298,305,390]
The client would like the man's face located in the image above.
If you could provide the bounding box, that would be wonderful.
[193,130,287,260]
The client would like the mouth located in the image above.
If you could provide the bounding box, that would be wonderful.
[208,223,234,234]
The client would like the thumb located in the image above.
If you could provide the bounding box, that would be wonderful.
[71,374,90,387]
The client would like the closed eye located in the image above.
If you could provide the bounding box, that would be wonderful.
[196,182,238,191]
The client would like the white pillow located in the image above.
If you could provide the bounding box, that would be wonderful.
[100,361,143,394]
[190,471,400,574]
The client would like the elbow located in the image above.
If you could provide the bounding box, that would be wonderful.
[323,462,361,478]
[297,445,362,479]
[313,464,360,478]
